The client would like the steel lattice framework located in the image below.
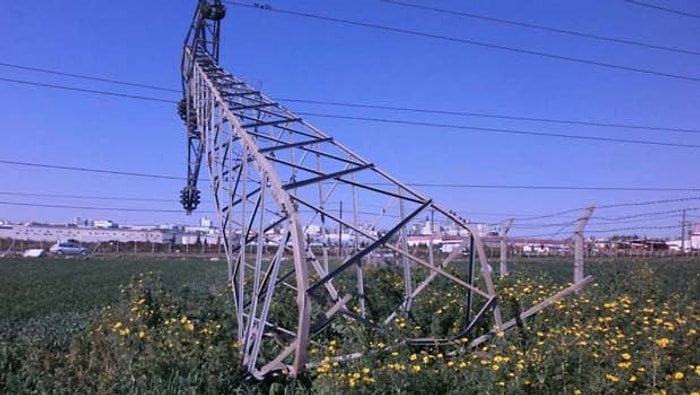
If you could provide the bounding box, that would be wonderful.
[177,0,591,379]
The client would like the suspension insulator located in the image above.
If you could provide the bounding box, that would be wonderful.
[177,99,188,122]
[178,98,198,135]
[203,3,226,21]
[180,186,200,213]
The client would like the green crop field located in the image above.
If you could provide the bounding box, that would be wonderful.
[1,256,698,393]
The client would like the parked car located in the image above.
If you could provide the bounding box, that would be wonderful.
[49,241,90,256]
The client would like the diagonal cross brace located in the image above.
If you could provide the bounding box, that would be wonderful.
[306,199,432,294]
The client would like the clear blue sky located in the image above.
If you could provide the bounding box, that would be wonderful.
[0,0,698,239]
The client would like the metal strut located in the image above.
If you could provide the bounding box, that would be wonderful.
[177,0,588,380]
[178,0,226,213]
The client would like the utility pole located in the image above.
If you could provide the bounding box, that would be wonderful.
[681,209,687,253]
[499,219,514,277]
[574,206,595,285]
[429,208,435,266]
[338,200,343,258]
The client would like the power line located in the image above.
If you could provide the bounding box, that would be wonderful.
[0,159,184,180]
[1,191,697,233]
[0,200,407,221]
[223,1,700,83]
[513,223,680,238]
[0,77,178,104]
[4,61,698,134]
[510,196,700,222]
[515,210,688,228]
[596,196,700,209]
[6,190,691,226]
[280,98,700,134]
[596,207,700,221]
[591,213,682,225]
[512,219,584,229]
[389,183,700,192]
[0,190,559,219]
[510,220,578,239]
[0,62,181,93]
[0,191,174,203]
[383,0,700,56]
[4,74,698,147]
[624,0,700,19]
[0,201,203,214]
[298,111,700,149]
[509,232,573,240]
[586,223,681,233]
[3,157,698,192]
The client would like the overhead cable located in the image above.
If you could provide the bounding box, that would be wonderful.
[2,157,698,192]
[624,0,700,19]
[586,223,681,233]
[280,98,700,134]
[299,111,700,149]
[0,62,180,93]
[4,75,699,148]
[0,77,177,104]
[3,62,698,134]
[0,159,184,180]
[223,1,700,83]
[0,201,198,213]
[383,0,700,56]
[595,207,700,221]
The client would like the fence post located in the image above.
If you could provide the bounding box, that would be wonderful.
[574,206,595,285]
[499,218,514,277]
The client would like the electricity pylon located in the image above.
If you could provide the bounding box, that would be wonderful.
[177,0,590,378]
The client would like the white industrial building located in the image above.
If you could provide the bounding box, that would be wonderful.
[0,223,177,244]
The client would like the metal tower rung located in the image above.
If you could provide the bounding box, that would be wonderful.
[221,90,261,99]
[240,118,302,129]
[229,102,279,112]
[258,137,333,154]
[282,164,373,190]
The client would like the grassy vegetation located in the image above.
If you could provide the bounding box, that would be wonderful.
[1,256,698,393]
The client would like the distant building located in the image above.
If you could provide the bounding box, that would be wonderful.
[692,222,700,250]
[93,220,118,229]
[0,223,175,244]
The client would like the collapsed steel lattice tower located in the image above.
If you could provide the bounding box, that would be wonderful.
[177,0,589,378]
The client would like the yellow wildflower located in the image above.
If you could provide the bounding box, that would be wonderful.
[656,338,670,348]
[618,362,631,369]
[606,374,620,383]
